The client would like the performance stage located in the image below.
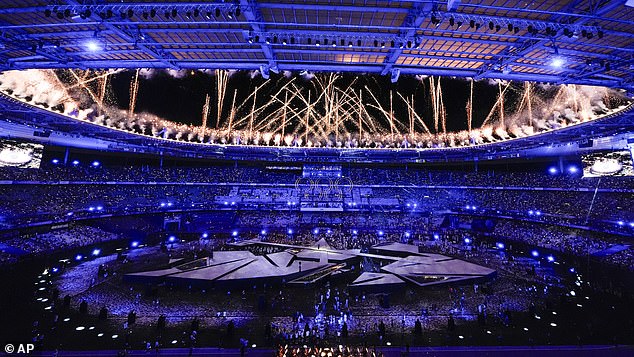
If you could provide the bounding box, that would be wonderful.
[125,240,495,290]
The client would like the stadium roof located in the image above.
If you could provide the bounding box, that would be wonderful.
[0,1,633,91]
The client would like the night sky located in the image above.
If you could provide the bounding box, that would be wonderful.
[107,70,519,133]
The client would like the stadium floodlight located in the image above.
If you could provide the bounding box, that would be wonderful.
[551,56,565,69]
[86,40,101,52]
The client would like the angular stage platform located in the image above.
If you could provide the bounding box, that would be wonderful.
[125,240,495,290]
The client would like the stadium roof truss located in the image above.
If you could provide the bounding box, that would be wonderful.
[0,1,632,91]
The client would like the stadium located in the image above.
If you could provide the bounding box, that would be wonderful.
[0,1,633,356]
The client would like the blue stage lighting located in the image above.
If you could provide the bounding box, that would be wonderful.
[92,161,100,167]
[535,211,541,216]
[75,254,83,261]
[547,255,555,262]
[202,233,208,238]
[92,249,101,256]
[378,230,384,236]
[531,250,539,257]
[232,231,238,237]
[131,241,139,248]
[352,229,358,235]
[288,228,293,234]
[51,159,59,164]
[168,236,176,243]
[313,228,319,234]
[261,229,266,235]
[405,232,411,238]
[548,167,558,175]
[72,160,79,165]
[567,166,578,174]
[433,234,440,240]
[464,238,471,244]
[496,242,505,249]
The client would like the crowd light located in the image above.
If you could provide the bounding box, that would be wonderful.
[531,250,539,257]
[378,230,384,236]
[352,229,358,235]
[202,233,208,238]
[617,221,624,226]
[88,207,95,211]
[496,242,505,249]
[261,229,267,235]
[51,159,59,164]
[535,210,541,216]
[96,206,103,211]
[567,165,578,174]
[92,249,100,256]
[464,238,471,244]
[313,228,319,234]
[287,228,293,234]
[528,210,534,215]
[547,255,555,262]
[548,167,558,175]
[404,232,411,238]
[160,203,166,207]
[130,241,139,248]
[433,233,440,240]
[72,160,80,165]
[92,161,100,167]
[168,236,176,243]
[75,254,83,261]
[232,231,238,237]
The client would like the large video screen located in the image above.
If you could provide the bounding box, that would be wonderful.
[582,150,634,177]
[0,140,43,169]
